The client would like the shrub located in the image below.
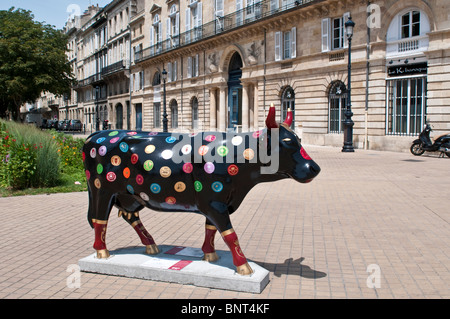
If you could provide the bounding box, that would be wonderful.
[0,120,61,189]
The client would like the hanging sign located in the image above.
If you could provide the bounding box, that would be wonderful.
[388,62,427,77]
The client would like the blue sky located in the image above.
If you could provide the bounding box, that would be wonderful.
[0,0,112,29]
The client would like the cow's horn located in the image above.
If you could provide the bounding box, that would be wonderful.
[283,108,293,127]
[265,103,279,129]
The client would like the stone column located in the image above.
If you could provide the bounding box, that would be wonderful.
[209,88,217,130]
[219,86,227,131]
[242,83,249,132]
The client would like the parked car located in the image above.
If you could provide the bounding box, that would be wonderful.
[47,120,59,130]
[58,120,69,131]
[68,119,82,132]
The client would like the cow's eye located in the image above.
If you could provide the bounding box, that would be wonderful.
[282,138,292,142]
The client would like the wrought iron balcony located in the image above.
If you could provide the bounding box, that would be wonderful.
[134,0,315,64]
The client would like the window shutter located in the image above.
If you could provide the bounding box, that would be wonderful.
[343,12,350,48]
[158,22,162,44]
[150,26,154,47]
[166,17,171,41]
[173,60,177,81]
[175,12,180,35]
[291,27,296,58]
[270,0,279,12]
[185,8,191,42]
[195,54,199,76]
[197,2,202,27]
[167,62,172,82]
[321,18,330,52]
[275,31,281,61]
[187,56,192,78]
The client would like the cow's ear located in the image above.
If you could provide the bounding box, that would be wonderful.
[265,104,279,129]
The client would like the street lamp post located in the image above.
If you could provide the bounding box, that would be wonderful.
[162,69,168,133]
[342,16,355,152]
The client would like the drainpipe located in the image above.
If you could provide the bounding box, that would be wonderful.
[263,28,267,116]
[364,1,371,150]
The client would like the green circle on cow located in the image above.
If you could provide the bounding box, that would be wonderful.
[143,160,154,171]
[109,131,119,136]
[97,163,103,174]
[217,146,228,157]
[194,181,203,192]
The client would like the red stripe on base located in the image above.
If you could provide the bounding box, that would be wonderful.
[169,260,192,270]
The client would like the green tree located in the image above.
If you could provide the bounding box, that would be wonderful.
[0,7,75,120]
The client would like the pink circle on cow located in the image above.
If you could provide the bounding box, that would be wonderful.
[205,135,216,142]
[99,145,107,156]
[136,174,144,185]
[148,132,158,136]
[252,130,263,138]
[204,162,215,174]
[127,131,137,135]
[90,148,96,158]
[183,163,193,174]
[85,170,91,180]
[106,172,116,182]
[131,153,139,164]
[110,137,120,143]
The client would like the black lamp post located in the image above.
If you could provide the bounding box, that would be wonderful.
[162,68,168,133]
[342,16,355,152]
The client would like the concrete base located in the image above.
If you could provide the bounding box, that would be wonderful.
[78,245,270,294]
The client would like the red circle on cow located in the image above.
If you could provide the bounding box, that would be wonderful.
[183,162,193,174]
[136,174,144,185]
[123,167,130,179]
[131,153,139,164]
[165,197,176,205]
[228,164,239,176]
[106,172,116,182]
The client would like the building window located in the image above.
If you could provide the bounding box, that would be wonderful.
[386,77,426,136]
[275,27,296,61]
[187,54,199,78]
[170,100,178,129]
[281,87,295,129]
[167,4,180,47]
[401,11,420,39]
[151,14,162,54]
[186,1,202,42]
[328,81,347,133]
[152,71,161,86]
[321,12,350,52]
[192,96,199,129]
[167,61,177,82]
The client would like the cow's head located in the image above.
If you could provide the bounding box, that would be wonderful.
[265,104,320,183]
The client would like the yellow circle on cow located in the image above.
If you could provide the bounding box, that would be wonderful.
[111,155,121,166]
[94,178,101,189]
[145,144,156,154]
[160,166,171,178]
[174,182,186,192]
[243,148,255,160]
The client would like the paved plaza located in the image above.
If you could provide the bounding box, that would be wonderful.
[0,145,448,299]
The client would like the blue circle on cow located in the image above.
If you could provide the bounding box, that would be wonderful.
[119,142,129,152]
[126,185,134,194]
[211,181,223,193]
[165,136,176,144]
[96,137,106,144]
[150,183,161,194]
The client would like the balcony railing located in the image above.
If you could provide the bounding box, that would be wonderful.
[135,0,315,63]
[101,60,126,76]
[386,35,429,57]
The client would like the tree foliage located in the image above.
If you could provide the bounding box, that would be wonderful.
[0,7,75,119]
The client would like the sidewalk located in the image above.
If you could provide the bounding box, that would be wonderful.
[0,145,448,299]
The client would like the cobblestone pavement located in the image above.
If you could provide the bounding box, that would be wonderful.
[0,145,448,299]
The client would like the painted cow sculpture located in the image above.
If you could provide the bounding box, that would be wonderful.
[83,105,320,275]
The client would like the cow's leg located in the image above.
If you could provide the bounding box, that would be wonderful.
[221,228,253,275]
[120,210,160,255]
[92,219,109,258]
[88,188,114,259]
[202,219,219,262]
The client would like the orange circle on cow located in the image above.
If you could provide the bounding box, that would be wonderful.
[94,178,101,189]
[198,145,209,156]
[123,167,130,179]
[160,166,171,178]
[243,148,255,160]
[111,155,121,166]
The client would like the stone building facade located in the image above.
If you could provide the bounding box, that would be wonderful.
[61,0,450,152]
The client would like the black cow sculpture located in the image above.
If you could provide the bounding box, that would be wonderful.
[83,105,320,275]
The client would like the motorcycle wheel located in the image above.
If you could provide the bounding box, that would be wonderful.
[410,142,425,156]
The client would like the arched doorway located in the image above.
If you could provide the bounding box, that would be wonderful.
[281,86,295,129]
[116,103,123,129]
[228,52,243,129]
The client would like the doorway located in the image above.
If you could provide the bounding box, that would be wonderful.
[227,52,243,129]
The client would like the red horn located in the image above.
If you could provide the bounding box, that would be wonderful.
[283,108,293,127]
[265,103,279,129]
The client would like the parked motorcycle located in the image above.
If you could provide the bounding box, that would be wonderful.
[410,123,450,157]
